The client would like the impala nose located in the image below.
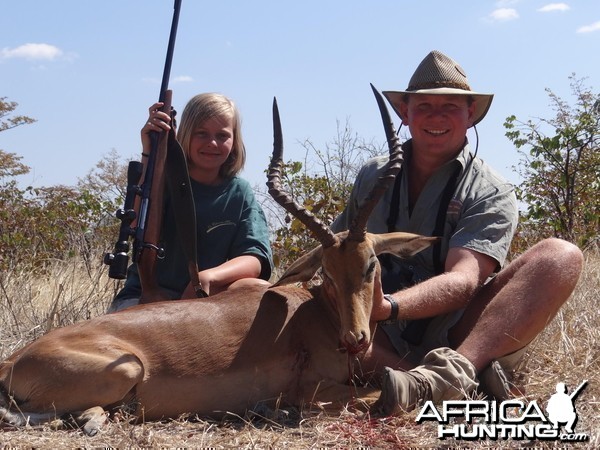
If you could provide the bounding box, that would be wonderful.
[343,330,369,354]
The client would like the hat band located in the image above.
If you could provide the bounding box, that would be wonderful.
[407,80,472,92]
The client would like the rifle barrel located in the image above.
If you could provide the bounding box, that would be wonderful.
[158,0,182,102]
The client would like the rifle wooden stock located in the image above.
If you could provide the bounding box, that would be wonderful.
[136,90,173,304]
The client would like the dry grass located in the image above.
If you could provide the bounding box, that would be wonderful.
[1,249,598,449]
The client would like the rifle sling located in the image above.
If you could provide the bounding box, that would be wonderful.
[165,128,207,298]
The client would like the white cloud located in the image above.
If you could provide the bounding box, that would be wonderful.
[495,0,519,6]
[577,21,600,33]
[0,43,63,61]
[538,3,570,13]
[488,8,519,22]
[173,75,193,83]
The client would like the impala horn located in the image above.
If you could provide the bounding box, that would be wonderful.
[267,98,339,249]
[347,84,403,242]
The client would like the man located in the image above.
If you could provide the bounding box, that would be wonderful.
[333,50,583,413]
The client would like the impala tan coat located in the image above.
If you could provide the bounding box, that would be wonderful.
[0,231,434,435]
[0,284,355,417]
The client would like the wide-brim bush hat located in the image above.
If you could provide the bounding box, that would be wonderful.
[383,50,493,126]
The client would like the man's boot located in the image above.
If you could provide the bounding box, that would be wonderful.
[374,347,478,415]
[479,360,516,400]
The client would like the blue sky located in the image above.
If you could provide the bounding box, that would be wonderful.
[1,0,598,191]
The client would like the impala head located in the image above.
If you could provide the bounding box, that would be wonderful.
[267,85,437,354]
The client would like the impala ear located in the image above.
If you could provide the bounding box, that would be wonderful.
[371,232,439,258]
[273,245,324,286]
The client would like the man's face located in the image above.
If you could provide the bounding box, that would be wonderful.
[400,94,475,157]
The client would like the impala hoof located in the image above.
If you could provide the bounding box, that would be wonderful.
[76,406,107,436]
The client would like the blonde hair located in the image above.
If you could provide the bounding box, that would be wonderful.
[176,93,246,179]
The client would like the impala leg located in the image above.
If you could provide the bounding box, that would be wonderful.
[0,404,106,436]
[2,347,144,432]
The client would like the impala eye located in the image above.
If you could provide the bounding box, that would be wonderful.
[366,261,376,277]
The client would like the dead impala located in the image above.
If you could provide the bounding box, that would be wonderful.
[0,86,437,436]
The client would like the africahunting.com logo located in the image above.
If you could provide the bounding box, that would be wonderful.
[416,380,589,443]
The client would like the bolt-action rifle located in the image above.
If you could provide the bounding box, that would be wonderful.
[104,0,206,300]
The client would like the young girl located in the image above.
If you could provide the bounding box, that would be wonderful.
[108,93,273,312]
